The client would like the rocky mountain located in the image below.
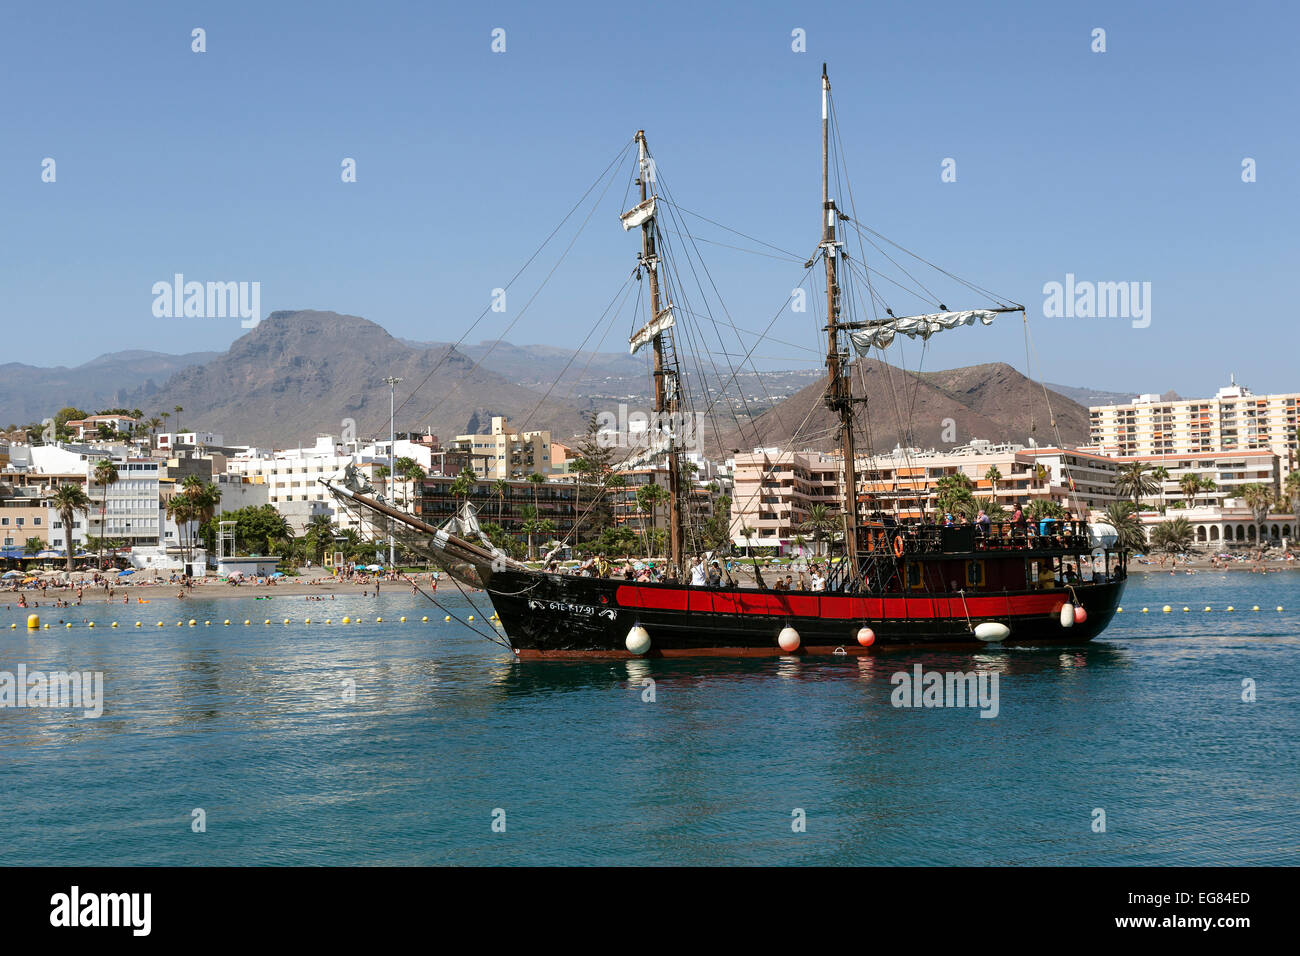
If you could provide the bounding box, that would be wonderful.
[114,311,594,447]
[0,349,219,426]
[714,359,1092,454]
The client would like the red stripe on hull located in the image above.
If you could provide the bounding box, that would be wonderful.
[613,584,1069,620]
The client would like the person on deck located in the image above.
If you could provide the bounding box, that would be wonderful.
[689,557,707,586]
[976,509,991,533]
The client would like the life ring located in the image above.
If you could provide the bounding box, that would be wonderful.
[893,535,905,557]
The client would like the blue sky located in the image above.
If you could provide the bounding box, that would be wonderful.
[2,0,1296,398]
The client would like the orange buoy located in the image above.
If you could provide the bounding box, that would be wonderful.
[778,626,801,653]
[856,627,875,647]
[1074,606,1087,624]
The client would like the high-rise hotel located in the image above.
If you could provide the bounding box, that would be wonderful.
[1088,381,1298,476]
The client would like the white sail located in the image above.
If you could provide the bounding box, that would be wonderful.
[629,306,675,354]
[620,196,656,231]
[848,309,999,351]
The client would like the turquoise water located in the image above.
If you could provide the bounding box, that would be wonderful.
[1,573,1297,865]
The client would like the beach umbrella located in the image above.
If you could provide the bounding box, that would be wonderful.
[270,571,285,578]
[366,564,382,571]
[2,570,22,578]
[117,568,135,576]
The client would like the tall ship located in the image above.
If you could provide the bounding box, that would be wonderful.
[325,67,1127,657]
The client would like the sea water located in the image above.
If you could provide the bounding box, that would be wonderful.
[0,573,1296,865]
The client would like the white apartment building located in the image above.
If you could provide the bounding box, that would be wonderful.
[729,449,842,549]
[87,458,164,548]
[1089,381,1299,474]
[452,417,553,481]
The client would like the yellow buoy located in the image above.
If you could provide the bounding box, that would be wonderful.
[189,619,196,626]
[136,622,142,627]
[1162,605,1171,613]
[444,615,450,622]
[422,616,429,622]
[342,617,350,624]
[468,615,474,622]
[111,622,118,628]
[88,622,95,628]
[1251,606,1259,611]
[264,620,271,625]
[224,620,230,626]
[1141,608,1149,613]
[283,619,290,625]
[1226,606,1234,612]
[157,621,164,627]
[305,618,311,624]
[27,614,40,629]
[244,620,251,626]
[400,616,406,623]
[8,623,15,630]
[1183,607,1189,612]
[1116,607,1123,613]
[1205,607,1212,612]
[66,622,72,628]
[376,617,382,623]
[1277,606,1284,612]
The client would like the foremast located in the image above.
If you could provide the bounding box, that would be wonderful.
[626,130,685,575]
[820,66,860,569]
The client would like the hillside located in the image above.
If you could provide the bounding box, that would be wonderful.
[116,311,593,447]
[715,359,1091,454]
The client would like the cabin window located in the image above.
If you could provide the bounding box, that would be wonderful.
[906,562,923,590]
[966,560,984,588]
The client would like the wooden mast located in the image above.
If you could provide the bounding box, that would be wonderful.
[635,130,685,573]
[820,66,859,567]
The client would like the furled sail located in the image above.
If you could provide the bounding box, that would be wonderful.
[629,306,675,354]
[620,196,656,231]
[848,310,999,352]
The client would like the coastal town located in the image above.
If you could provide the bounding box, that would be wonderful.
[1,378,1296,593]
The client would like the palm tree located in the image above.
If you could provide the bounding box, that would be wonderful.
[984,465,1002,502]
[1239,483,1274,543]
[304,514,336,563]
[1198,476,1218,508]
[23,536,44,559]
[520,505,542,561]
[92,459,119,569]
[1150,466,1170,512]
[1149,516,1195,556]
[1284,471,1300,518]
[934,473,975,517]
[51,483,91,572]
[393,456,425,509]
[1178,472,1202,510]
[527,472,546,512]
[636,482,667,557]
[801,503,839,556]
[493,478,510,525]
[1103,501,1147,552]
[173,405,184,433]
[1114,462,1160,511]
[792,533,808,557]
[146,416,162,451]
[448,466,477,520]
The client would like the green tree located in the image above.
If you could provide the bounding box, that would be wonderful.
[1149,516,1195,555]
[934,473,975,517]
[1178,472,1202,510]
[1103,501,1147,552]
[636,482,667,556]
[92,458,119,568]
[23,536,44,556]
[1239,483,1274,542]
[800,503,839,556]
[1114,462,1160,511]
[1150,466,1170,512]
[984,465,1002,500]
[51,483,91,571]
[493,478,510,525]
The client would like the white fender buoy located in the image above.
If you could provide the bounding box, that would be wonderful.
[856,627,875,647]
[625,625,651,656]
[778,626,801,652]
[1059,603,1075,628]
[1074,605,1087,624]
[974,622,1010,642]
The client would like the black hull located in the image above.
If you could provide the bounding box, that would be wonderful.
[482,571,1126,658]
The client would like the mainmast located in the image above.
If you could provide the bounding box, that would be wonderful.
[627,130,685,573]
[820,66,859,567]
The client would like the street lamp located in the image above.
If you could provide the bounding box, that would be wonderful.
[382,376,403,567]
